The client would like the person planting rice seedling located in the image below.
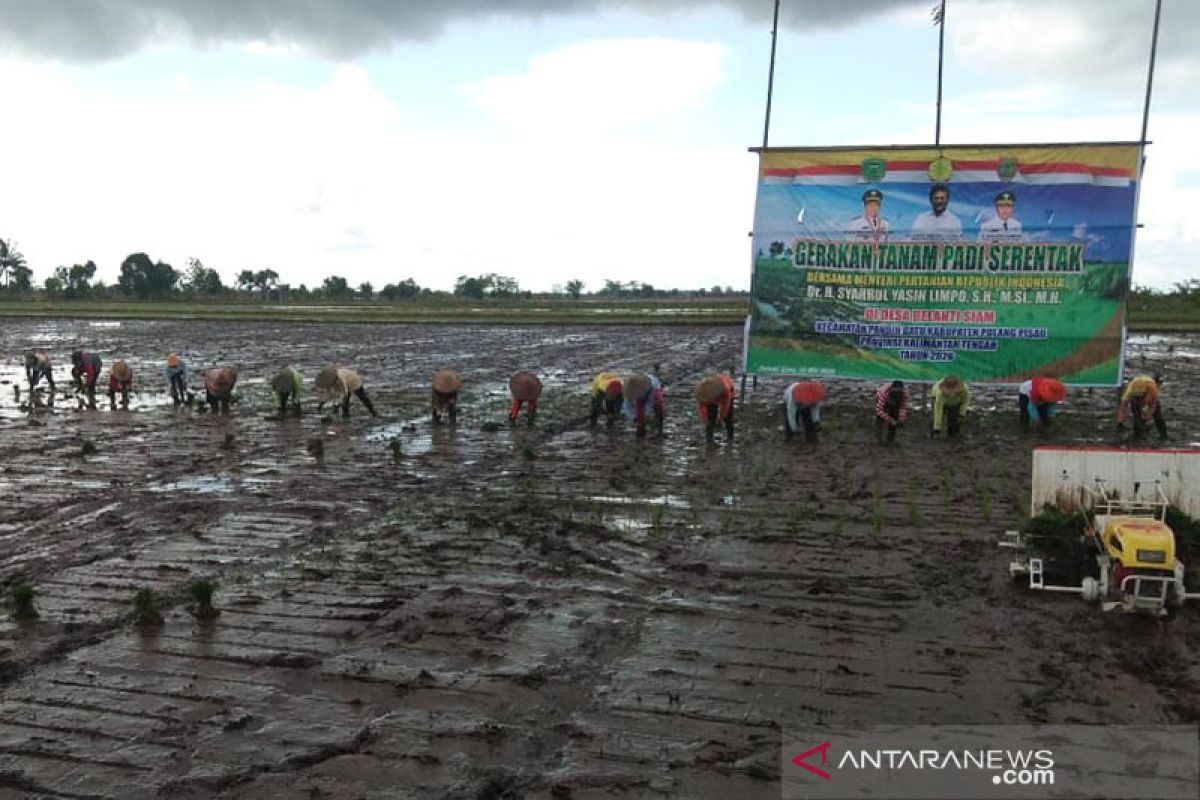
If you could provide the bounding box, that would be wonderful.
[508,371,542,425]
[271,366,304,417]
[623,370,664,437]
[23,351,55,394]
[203,366,238,415]
[431,370,461,425]
[1019,376,1067,432]
[317,365,378,418]
[1117,374,1167,439]
[695,372,735,441]
[70,350,102,409]
[930,374,969,438]
[589,371,624,429]
[874,380,909,444]
[107,360,134,408]
[784,380,824,442]
[164,353,188,405]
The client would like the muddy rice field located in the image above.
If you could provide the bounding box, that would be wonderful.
[1,319,1199,799]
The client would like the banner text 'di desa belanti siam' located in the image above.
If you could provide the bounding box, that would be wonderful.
[746,143,1141,385]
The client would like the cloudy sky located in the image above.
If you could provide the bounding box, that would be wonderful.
[0,0,1195,292]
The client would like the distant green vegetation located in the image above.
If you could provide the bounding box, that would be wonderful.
[1126,281,1200,331]
[0,296,749,325]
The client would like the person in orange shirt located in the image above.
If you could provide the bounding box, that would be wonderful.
[1117,374,1166,438]
[695,373,735,440]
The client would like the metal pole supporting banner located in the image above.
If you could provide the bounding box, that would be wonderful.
[762,0,781,149]
[1140,0,1163,148]
[934,0,946,146]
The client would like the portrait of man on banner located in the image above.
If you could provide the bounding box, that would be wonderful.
[846,188,889,243]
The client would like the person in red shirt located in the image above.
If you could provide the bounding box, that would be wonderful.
[695,373,735,441]
[70,350,103,409]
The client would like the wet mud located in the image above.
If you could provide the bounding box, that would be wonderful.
[0,320,1199,798]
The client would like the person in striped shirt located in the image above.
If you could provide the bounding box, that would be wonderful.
[874,380,909,444]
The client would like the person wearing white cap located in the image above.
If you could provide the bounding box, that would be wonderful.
[847,189,889,243]
[978,190,1023,241]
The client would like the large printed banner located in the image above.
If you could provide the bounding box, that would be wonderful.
[746,143,1141,384]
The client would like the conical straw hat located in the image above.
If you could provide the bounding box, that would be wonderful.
[315,366,340,390]
[509,371,542,401]
[695,375,727,404]
[111,360,133,382]
[791,381,825,406]
[271,368,296,395]
[433,370,462,394]
[624,373,651,401]
[1041,378,1067,403]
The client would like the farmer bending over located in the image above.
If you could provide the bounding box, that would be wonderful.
[785,380,824,442]
[509,371,542,425]
[108,360,134,408]
[24,351,55,393]
[930,375,969,437]
[1018,377,1066,431]
[204,367,238,415]
[70,350,103,409]
[695,373,735,441]
[431,370,461,425]
[271,366,304,416]
[874,380,908,444]
[317,366,378,418]
[165,353,188,405]
[1117,374,1167,438]
[589,371,623,428]
[624,371,664,437]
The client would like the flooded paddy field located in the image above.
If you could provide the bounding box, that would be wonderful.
[1,319,1199,799]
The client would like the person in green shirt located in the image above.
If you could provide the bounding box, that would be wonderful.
[271,366,304,416]
[931,375,969,437]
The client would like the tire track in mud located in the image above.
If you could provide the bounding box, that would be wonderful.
[0,322,1198,797]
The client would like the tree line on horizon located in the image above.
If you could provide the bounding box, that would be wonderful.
[0,239,745,302]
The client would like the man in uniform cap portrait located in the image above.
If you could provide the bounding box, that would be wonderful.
[978,189,1023,241]
[846,188,890,243]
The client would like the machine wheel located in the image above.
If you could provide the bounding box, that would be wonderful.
[1081,577,1100,603]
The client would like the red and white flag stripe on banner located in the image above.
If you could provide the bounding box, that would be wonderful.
[761,160,1132,188]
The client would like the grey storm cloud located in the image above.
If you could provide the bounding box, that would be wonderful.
[0,0,928,60]
[0,0,1195,83]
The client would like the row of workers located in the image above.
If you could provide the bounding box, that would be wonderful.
[864,373,1167,443]
[23,351,375,417]
[24,351,1168,439]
